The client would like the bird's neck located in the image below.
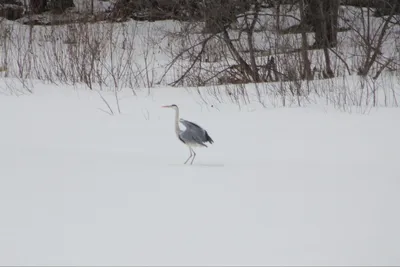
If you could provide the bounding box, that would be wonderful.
[174,107,180,135]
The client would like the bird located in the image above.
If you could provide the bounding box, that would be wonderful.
[162,104,214,165]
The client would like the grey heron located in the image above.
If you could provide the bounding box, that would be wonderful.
[162,104,214,164]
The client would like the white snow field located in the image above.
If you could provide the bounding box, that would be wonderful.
[0,79,400,265]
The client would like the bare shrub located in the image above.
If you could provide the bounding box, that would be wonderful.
[342,2,399,78]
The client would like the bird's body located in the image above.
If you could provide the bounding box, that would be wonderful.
[162,104,214,164]
[179,119,214,147]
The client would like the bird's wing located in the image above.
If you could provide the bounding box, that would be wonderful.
[179,119,206,134]
[180,118,214,144]
[179,129,208,147]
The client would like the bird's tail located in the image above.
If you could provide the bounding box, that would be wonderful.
[205,131,214,144]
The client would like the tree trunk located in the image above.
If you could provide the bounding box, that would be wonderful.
[30,0,46,13]
[203,0,251,33]
[246,2,261,82]
[314,0,335,78]
[327,0,339,46]
[49,0,74,13]
[302,0,316,27]
[313,0,339,48]
[299,0,313,80]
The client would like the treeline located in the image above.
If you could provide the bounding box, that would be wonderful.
[110,0,400,20]
[0,0,74,20]
[1,0,399,22]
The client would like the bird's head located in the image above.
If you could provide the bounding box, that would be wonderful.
[161,104,178,110]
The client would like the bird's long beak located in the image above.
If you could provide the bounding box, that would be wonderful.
[161,105,170,108]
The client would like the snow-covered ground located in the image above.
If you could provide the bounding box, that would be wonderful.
[1,3,400,264]
[0,80,399,265]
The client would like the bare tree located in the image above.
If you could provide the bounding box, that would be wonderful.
[298,0,313,80]
[307,0,339,48]
[342,0,399,77]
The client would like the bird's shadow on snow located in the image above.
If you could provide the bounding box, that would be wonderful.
[169,163,224,168]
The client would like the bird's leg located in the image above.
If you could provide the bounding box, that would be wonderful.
[184,147,192,164]
[190,149,196,165]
